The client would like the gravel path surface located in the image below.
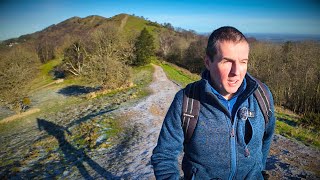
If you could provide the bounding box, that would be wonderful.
[98,64,181,179]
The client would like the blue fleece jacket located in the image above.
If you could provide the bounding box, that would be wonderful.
[151,72,276,180]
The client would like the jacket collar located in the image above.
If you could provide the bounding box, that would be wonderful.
[201,69,258,98]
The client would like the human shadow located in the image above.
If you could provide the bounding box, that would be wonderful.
[58,85,101,96]
[37,118,120,179]
[66,106,118,128]
[277,117,298,127]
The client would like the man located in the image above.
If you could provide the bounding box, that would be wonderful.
[151,26,276,180]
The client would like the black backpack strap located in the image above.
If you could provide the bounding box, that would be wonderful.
[253,78,272,125]
[182,81,200,143]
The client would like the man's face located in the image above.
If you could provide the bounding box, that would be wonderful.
[205,40,249,100]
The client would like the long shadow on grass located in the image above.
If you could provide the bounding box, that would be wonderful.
[58,85,101,96]
[37,118,120,179]
[277,117,298,127]
[66,105,118,128]
[57,84,119,127]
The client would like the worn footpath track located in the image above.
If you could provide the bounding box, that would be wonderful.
[94,64,181,179]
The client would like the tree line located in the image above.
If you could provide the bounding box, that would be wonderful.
[248,41,320,129]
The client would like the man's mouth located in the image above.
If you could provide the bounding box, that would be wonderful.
[228,80,238,86]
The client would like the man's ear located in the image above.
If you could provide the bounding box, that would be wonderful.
[204,55,211,69]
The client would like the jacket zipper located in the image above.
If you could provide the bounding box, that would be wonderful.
[228,101,237,180]
[229,121,237,180]
[207,93,237,179]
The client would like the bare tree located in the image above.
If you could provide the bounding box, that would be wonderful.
[62,40,88,76]
[36,36,56,63]
[158,30,175,58]
[83,54,131,89]
[61,23,133,89]
[0,45,40,112]
[183,36,207,73]
[91,23,135,64]
[83,24,133,88]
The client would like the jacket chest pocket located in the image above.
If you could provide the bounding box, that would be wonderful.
[237,118,253,147]
[236,113,265,149]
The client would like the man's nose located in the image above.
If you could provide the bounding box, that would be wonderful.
[230,62,240,76]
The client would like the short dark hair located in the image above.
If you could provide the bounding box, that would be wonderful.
[206,26,247,61]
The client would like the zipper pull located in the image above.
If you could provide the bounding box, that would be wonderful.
[245,146,250,157]
[230,128,235,137]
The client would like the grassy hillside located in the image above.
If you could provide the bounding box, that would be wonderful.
[275,107,320,148]
[4,13,166,53]
[157,61,200,87]
[0,57,154,121]
[118,14,163,49]
[0,13,173,118]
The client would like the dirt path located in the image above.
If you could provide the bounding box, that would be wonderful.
[120,15,129,30]
[99,64,181,179]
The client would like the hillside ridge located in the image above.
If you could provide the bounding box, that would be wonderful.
[2,13,160,45]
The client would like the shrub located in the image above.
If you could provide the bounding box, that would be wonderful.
[0,46,40,112]
[83,55,132,89]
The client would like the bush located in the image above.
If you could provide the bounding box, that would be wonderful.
[83,55,132,89]
[0,46,40,112]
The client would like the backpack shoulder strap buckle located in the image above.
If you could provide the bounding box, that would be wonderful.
[183,113,195,118]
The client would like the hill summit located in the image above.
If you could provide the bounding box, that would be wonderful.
[3,13,164,46]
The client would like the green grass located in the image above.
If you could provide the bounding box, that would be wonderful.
[275,110,320,148]
[123,15,161,49]
[69,117,123,149]
[158,61,200,87]
[131,63,154,97]
[41,58,61,76]
[29,58,62,90]
[124,16,158,35]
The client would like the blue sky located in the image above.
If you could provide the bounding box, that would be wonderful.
[0,0,319,41]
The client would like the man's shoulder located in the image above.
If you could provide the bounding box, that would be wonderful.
[246,74,273,96]
[183,79,206,91]
[252,77,273,99]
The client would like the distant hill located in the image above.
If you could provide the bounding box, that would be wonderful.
[2,13,166,49]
